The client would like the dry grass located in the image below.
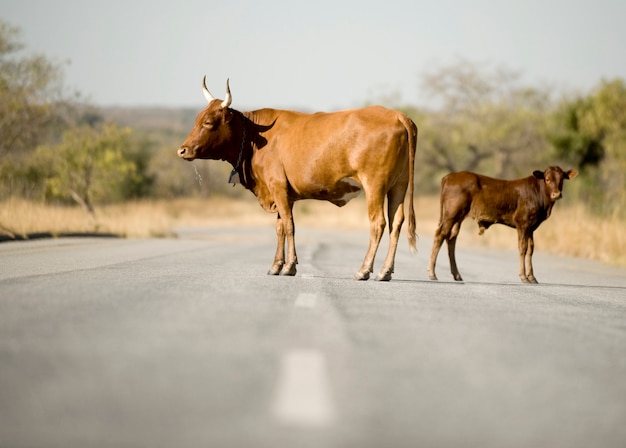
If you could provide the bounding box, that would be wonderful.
[1,196,625,267]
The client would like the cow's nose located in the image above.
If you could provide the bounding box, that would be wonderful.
[178,146,188,157]
[551,191,562,200]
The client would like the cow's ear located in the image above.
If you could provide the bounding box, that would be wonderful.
[223,108,234,123]
[533,170,544,179]
[565,169,579,180]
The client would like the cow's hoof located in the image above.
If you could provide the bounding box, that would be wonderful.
[428,273,438,281]
[375,271,393,282]
[280,263,297,276]
[527,276,539,284]
[453,274,463,281]
[353,270,370,281]
[268,262,284,276]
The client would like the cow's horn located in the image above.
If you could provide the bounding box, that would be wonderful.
[221,78,232,109]
[202,75,216,103]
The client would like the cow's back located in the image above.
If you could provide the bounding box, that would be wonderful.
[261,106,411,197]
[273,105,408,161]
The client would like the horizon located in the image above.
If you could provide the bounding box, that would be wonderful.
[3,0,625,111]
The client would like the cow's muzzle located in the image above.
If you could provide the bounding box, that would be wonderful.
[178,146,194,160]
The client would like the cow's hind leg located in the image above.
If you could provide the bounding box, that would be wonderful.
[376,185,406,281]
[354,190,386,281]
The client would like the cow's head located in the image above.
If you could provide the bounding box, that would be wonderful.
[178,77,235,161]
[533,166,579,201]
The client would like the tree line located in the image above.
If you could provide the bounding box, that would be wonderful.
[403,60,626,216]
[1,20,625,218]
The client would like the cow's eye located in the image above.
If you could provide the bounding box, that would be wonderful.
[545,178,551,184]
[203,121,214,128]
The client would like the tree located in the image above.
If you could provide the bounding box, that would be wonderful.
[550,79,626,214]
[36,124,137,216]
[0,20,76,160]
[416,60,552,191]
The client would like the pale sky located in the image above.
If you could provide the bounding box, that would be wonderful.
[2,0,625,111]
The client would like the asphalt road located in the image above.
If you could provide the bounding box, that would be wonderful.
[1,226,625,448]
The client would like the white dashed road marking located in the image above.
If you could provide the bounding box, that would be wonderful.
[294,292,318,308]
[272,349,335,427]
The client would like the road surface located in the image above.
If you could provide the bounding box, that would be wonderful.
[1,227,625,447]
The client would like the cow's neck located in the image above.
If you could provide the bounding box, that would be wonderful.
[228,109,277,194]
[226,110,255,191]
[224,111,245,169]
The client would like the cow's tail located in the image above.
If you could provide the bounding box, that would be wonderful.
[400,113,418,254]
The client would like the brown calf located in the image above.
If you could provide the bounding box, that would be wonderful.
[427,167,578,283]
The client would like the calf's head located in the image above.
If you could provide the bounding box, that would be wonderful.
[178,77,235,161]
[533,166,578,201]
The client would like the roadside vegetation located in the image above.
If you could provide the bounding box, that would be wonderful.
[1,20,625,267]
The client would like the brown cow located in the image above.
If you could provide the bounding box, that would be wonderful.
[178,78,417,281]
[427,167,578,283]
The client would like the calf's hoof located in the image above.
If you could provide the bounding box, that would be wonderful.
[453,274,463,281]
[428,272,438,281]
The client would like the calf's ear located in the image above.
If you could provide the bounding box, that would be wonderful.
[533,170,544,179]
[565,169,579,180]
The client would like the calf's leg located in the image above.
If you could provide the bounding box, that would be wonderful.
[517,228,532,283]
[525,233,538,283]
[429,219,463,281]
[447,221,463,281]
[428,223,446,280]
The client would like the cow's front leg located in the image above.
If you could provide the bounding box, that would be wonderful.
[268,214,285,275]
[280,207,298,276]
